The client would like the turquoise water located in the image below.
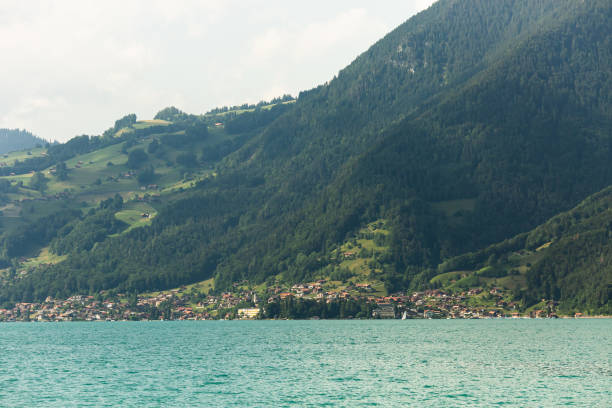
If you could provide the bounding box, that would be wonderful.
[0,320,610,407]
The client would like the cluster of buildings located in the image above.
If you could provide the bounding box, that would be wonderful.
[0,293,205,322]
[0,282,561,322]
[395,288,559,319]
[265,280,375,303]
[0,295,120,322]
[0,288,262,322]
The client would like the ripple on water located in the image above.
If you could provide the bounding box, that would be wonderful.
[0,320,610,407]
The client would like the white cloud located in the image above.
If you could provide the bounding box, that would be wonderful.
[0,1,435,141]
[250,28,287,62]
[293,8,382,60]
[247,8,387,63]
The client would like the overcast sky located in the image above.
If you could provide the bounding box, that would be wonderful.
[0,1,435,142]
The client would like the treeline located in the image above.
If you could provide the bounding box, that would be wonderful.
[0,129,48,154]
[205,95,294,115]
[262,298,377,319]
[159,121,208,148]
[224,103,293,134]
[526,230,611,315]
[0,195,129,266]
[50,209,127,255]
[0,209,81,263]
[0,114,190,177]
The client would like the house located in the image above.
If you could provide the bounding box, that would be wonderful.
[237,308,260,319]
[372,303,395,319]
[343,252,356,259]
[356,283,372,292]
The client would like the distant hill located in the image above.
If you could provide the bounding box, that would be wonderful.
[0,129,47,154]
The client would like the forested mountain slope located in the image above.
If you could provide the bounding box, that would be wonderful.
[0,0,610,311]
[0,129,47,154]
[436,185,612,315]
[342,0,612,285]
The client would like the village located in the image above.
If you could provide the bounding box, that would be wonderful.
[0,280,566,322]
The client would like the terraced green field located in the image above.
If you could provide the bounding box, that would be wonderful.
[0,146,46,166]
[113,202,158,235]
[0,116,244,274]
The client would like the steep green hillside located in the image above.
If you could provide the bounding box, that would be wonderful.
[0,122,227,234]
[0,0,609,311]
[0,104,293,295]
[434,186,612,314]
[342,0,612,285]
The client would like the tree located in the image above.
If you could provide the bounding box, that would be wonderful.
[55,162,68,180]
[176,152,198,168]
[185,121,209,140]
[147,139,160,154]
[138,166,156,184]
[154,106,184,121]
[127,149,148,169]
[114,114,137,131]
[29,172,48,192]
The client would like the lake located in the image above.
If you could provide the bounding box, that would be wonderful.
[0,320,610,407]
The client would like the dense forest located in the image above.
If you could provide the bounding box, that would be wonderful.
[0,0,609,313]
[0,129,47,154]
[436,186,612,314]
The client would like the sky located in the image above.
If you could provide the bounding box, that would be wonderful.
[0,1,435,142]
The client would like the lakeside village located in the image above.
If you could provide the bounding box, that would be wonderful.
[0,280,579,322]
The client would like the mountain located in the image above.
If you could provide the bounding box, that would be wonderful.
[435,185,612,315]
[0,0,610,312]
[0,129,47,154]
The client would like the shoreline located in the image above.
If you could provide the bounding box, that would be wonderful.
[1,315,611,323]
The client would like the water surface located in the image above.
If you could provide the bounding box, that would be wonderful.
[0,320,610,407]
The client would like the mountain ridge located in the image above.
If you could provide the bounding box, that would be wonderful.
[0,0,609,312]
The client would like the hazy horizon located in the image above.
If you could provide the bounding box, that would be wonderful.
[0,1,435,142]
